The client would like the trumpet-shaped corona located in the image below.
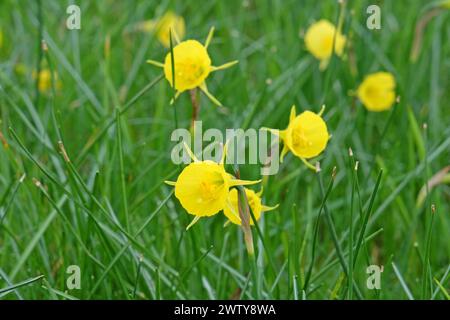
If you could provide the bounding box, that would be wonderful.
[164,40,211,92]
[357,72,396,112]
[263,106,329,168]
[147,27,238,107]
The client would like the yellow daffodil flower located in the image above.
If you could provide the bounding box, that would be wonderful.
[147,27,238,107]
[357,72,396,112]
[137,11,185,48]
[304,19,346,69]
[263,105,330,170]
[32,69,61,93]
[223,188,278,226]
[165,143,260,229]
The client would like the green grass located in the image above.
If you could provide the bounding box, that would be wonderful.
[0,0,449,300]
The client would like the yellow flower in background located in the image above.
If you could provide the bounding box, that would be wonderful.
[263,106,329,169]
[147,27,238,107]
[137,11,185,48]
[357,72,396,112]
[223,188,278,226]
[155,11,186,48]
[165,143,260,229]
[440,0,450,9]
[304,19,346,68]
[32,69,61,93]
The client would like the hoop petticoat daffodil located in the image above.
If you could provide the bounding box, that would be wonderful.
[223,187,278,226]
[32,69,62,93]
[304,19,346,70]
[147,27,238,107]
[144,11,186,48]
[137,11,186,48]
[165,143,260,229]
[263,105,330,170]
[357,72,396,112]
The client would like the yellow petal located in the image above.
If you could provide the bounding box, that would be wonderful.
[204,26,215,49]
[261,203,279,212]
[211,60,239,72]
[319,59,330,71]
[300,157,316,171]
[262,127,287,142]
[256,187,264,197]
[146,59,164,68]
[220,140,230,165]
[318,105,326,116]
[183,142,199,162]
[169,91,182,105]
[228,178,261,187]
[186,216,201,230]
[280,144,290,163]
[289,105,297,122]
[199,82,223,107]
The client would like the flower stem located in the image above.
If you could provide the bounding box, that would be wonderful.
[235,167,259,298]
[189,88,201,132]
[34,0,43,110]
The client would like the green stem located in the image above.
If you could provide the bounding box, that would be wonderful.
[116,108,130,231]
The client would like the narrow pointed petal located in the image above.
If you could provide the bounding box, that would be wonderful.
[170,91,182,105]
[261,127,280,136]
[261,203,279,212]
[199,82,223,107]
[300,157,316,171]
[261,128,287,141]
[146,59,164,68]
[290,105,296,122]
[280,144,290,163]
[183,142,199,162]
[319,59,330,71]
[204,26,215,49]
[170,27,181,44]
[186,216,201,230]
[211,60,239,72]
[256,187,264,197]
[318,104,326,116]
[228,178,261,187]
[164,180,176,186]
[220,140,230,165]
